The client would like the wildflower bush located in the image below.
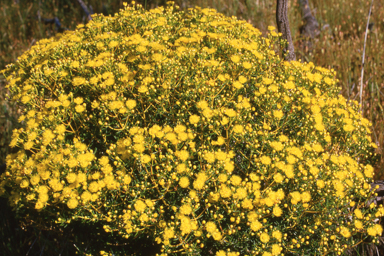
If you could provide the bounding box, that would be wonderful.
[0,1,382,255]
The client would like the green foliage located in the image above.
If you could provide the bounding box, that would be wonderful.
[0,1,382,255]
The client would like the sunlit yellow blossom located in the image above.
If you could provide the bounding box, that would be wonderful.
[179,177,190,188]
[20,179,29,188]
[204,152,216,163]
[231,55,241,63]
[35,201,45,210]
[193,172,208,190]
[339,226,351,238]
[141,154,151,164]
[243,61,252,69]
[216,250,226,256]
[290,191,301,204]
[233,81,243,89]
[180,204,192,215]
[67,198,79,209]
[233,124,244,134]
[301,191,311,203]
[224,161,234,172]
[126,99,137,109]
[260,232,270,243]
[230,175,242,186]
[189,114,200,124]
[176,150,189,161]
[73,76,86,86]
[263,77,273,85]
[261,155,271,165]
[354,220,363,229]
[367,224,383,236]
[271,244,282,255]
[218,174,228,183]
[273,173,284,183]
[66,173,77,183]
[272,230,282,240]
[134,200,147,213]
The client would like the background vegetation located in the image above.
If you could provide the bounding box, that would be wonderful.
[0,0,383,255]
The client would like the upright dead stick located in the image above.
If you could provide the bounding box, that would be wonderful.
[276,0,296,61]
[360,0,374,114]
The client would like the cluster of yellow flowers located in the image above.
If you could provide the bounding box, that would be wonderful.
[0,1,381,255]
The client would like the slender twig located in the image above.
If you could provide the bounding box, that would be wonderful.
[360,0,374,114]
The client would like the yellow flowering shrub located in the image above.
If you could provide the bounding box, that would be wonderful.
[0,1,381,255]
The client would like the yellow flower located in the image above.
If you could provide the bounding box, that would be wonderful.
[316,180,325,189]
[67,198,79,209]
[270,141,284,151]
[212,231,222,241]
[197,100,209,109]
[176,150,189,161]
[141,154,151,164]
[123,175,132,185]
[163,227,174,240]
[243,61,252,69]
[230,175,242,186]
[98,156,109,166]
[354,209,363,219]
[272,230,282,240]
[218,174,227,183]
[193,172,208,190]
[224,108,237,117]
[260,232,270,243]
[271,244,282,255]
[134,200,147,212]
[81,191,92,204]
[179,177,190,188]
[283,80,295,89]
[35,200,45,210]
[354,220,363,229]
[219,184,232,198]
[205,221,217,233]
[273,173,284,183]
[133,143,145,153]
[233,124,244,134]
[263,77,273,85]
[189,114,200,124]
[273,110,284,119]
[66,173,77,183]
[364,165,374,178]
[233,81,243,89]
[72,76,86,86]
[230,55,241,63]
[30,175,40,185]
[339,226,351,238]
[180,204,192,215]
[234,187,247,199]
[301,191,311,203]
[290,191,301,204]
[20,179,29,188]
[216,250,226,256]
[261,155,271,165]
[370,224,383,236]
[224,161,234,172]
[273,205,282,217]
[176,163,187,173]
[204,152,216,163]
[126,99,137,109]
[138,85,148,93]
[74,97,84,104]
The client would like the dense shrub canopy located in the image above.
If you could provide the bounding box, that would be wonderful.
[0,1,381,255]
